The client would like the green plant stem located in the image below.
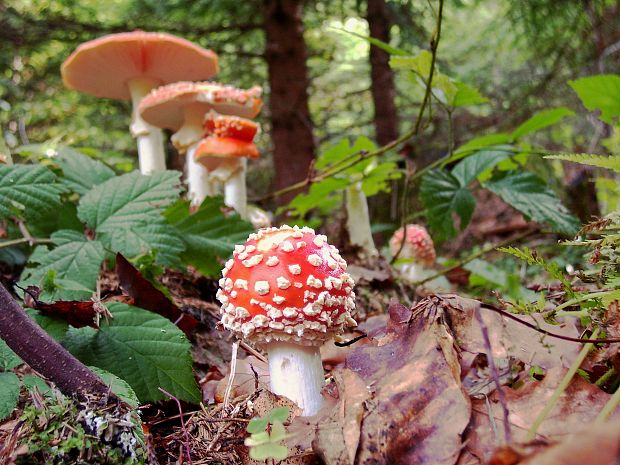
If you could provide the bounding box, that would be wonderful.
[526,328,600,441]
[596,380,620,423]
[0,237,52,249]
[552,290,613,313]
[595,367,616,388]
[414,228,537,285]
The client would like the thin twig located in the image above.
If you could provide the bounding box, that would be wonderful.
[0,237,52,249]
[222,342,239,415]
[239,340,267,363]
[158,387,193,465]
[474,306,512,443]
[414,228,538,285]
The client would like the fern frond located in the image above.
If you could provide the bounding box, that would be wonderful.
[498,246,576,298]
[545,153,620,172]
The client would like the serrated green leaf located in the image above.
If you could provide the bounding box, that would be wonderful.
[452,147,511,185]
[389,51,432,76]
[22,375,52,396]
[420,169,476,240]
[55,146,116,195]
[511,107,575,141]
[20,234,104,301]
[78,170,183,266]
[0,339,22,370]
[485,173,580,235]
[445,134,512,166]
[89,366,140,408]
[27,202,83,238]
[451,81,489,107]
[63,302,200,404]
[27,310,69,342]
[0,372,20,420]
[78,170,181,231]
[0,165,66,221]
[569,74,620,124]
[546,153,620,172]
[101,218,184,267]
[165,197,254,277]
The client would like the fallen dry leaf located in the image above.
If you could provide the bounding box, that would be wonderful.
[313,369,370,465]
[316,299,471,465]
[463,367,616,463]
[517,418,620,465]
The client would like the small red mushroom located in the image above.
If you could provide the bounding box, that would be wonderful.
[216,225,356,415]
[389,224,436,281]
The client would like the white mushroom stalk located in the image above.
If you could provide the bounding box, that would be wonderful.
[345,180,377,256]
[211,158,247,218]
[215,225,357,416]
[128,77,166,175]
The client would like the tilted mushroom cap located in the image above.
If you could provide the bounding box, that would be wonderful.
[194,136,260,167]
[61,31,219,100]
[389,224,436,266]
[139,81,263,131]
[216,225,357,346]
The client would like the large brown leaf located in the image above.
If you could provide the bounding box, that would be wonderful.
[315,299,471,465]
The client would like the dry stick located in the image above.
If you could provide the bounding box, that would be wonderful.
[525,328,600,441]
[159,387,193,465]
[474,306,512,444]
[0,282,111,400]
[0,237,52,249]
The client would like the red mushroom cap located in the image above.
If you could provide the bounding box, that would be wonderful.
[61,31,219,100]
[216,225,357,346]
[194,136,260,169]
[389,224,436,266]
[139,81,263,130]
[204,113,259,142]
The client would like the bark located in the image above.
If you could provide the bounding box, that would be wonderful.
[367,0,398,145]
[264,0,315,205]
[0,283,111,400]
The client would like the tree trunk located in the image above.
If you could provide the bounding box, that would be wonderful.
[264,0,315,205]
[0,283,111,400]
[367,0,398,145]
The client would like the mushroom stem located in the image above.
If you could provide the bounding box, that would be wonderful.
[186,142,218,206]
[210,158,247,219]
[345,181,377,255]
[128,77,166,175]
[265,341,324,416]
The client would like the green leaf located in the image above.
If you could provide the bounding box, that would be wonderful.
[250,443,289,461]
[165,198,254,277]
[335,28,409,56]
[420,169,476,239]
[0,339,22,370]
[569,74,620,124]
[389,50,432,77]
[0,165,66,221]
[63,302,200,404]
[485,173,580,235]
[89,366,140,408]
[315,136,377,171]
[452,147,511,185]
[78,170,183,266]
[464,259,508,288]
[0,372,20,420]
[446,133,512,166]
[22,375,52,396]
[511,107,575,141]
[27,310,69,342]
[20,232,105,301]
[247,417,269,434]
[451,81,489,107]
[55,146,116,195]
[545,153,620,172]
[267,406,290,423]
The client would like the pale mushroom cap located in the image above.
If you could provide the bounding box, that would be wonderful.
[389,224,436,266]
[61,31,219,100]
[139,81,263,130]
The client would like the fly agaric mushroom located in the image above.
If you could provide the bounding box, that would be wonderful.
[194,113,260,218]
[389,224,436,281]
[216,225,356,416]
[61,31,218,175]
[139,82,262,206]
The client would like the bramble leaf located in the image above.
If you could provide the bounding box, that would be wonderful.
[0,372,20,420]
[55,146,116,195]
[63,302,200,404]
